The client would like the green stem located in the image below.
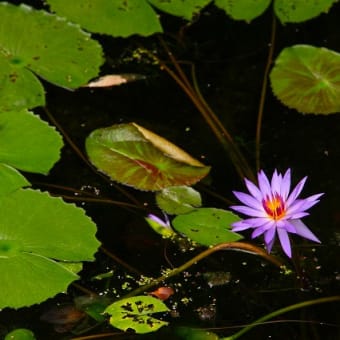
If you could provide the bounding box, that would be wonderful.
[122,242,283,299]
[222,295,340,340]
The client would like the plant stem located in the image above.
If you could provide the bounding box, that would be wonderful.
[42,107,142,207]
[255,13,277,171]
[222,295,340,340]
[154,38,255,182]
[122,242,283,299]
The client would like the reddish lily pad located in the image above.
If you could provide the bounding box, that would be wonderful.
[85,123,210,191]
[270,45,340,114]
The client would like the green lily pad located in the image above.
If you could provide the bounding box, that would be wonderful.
[0,2,103,108]
[156,185,202,215]
[86,123,210,191]
[215,0,271,22]
[270,45,340,114]
[172,208,243,246]
[47,0,162,37]
[0,55,45,112]
[5,328,36,340]
[105,296,169,334]
[0,189,100,308]
[0,163,30,196]
[274,0,337,24]
[0,109,63,174]
[175,326,219,340]
[148,0,211,20]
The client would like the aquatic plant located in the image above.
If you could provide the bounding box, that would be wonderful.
[0,0,339,339]
[231,169,323,257]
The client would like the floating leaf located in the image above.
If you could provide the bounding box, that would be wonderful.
[0,109,63,174]
[75,295,110,322]
[215,0,271,22]
[4,328,36,340]
[148,0,211,20]
[47,0,162,37]
[86,123,210,191]
[172,208,243,246]
[270,45,340,114]
[0,163,30,196]
[177,327,219,340]
[0,189,100,308]
[175,326,219,340]
[105,296,169,334]
[0,2,103,104]
[274,0,337,24]
[0,56,45,111]
[156,186,202,215]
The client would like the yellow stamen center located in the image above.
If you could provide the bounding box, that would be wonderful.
[263,193,285,220]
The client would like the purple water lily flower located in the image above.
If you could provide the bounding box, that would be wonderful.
[230,169,323,257]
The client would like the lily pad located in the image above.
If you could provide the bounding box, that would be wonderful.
[0,109,63,174]
[0,2,103,111]
[0,56,45,112]
[215,0,271,22]
[86,123,210,191]
[175,326,219,340]
[274,0,337,24]
[156,185,202,215]
[0,189,100,308]
[148,0,211,20]
[0,163,30,196]
[172,208,243,246]
[4,328,36,340]
[105,296,169,334]
[270,45,340,114]
[47,0,162,37]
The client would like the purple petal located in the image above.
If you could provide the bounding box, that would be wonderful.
[233,191,263,209]
[237,217,273,228]
[252,221,274,238]
[147,214,168,227]
[281,169,291,199]
[266,235,276,253]
[264,228,277,253]
[285,211,309,219]
[252,227,266,238]
[244,178,263,201]
[271,169,282,195]
[286,176,307,207]
[277,228,292,257]
[277,220,296,233]
[231,221,254,231]
[290,219,321,243]
[295,193,323,210]
[230,205,266,217]
[258,170,272,197]
[264,227,276,246]
[287,194,323,215]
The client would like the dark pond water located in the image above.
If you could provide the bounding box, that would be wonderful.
[1,2,340,340]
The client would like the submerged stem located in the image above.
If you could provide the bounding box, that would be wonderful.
[154,37,255,182]
[255,13,277,171]
[42,107,142,207]
[122,242,283,299]
[223,295,340,340]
